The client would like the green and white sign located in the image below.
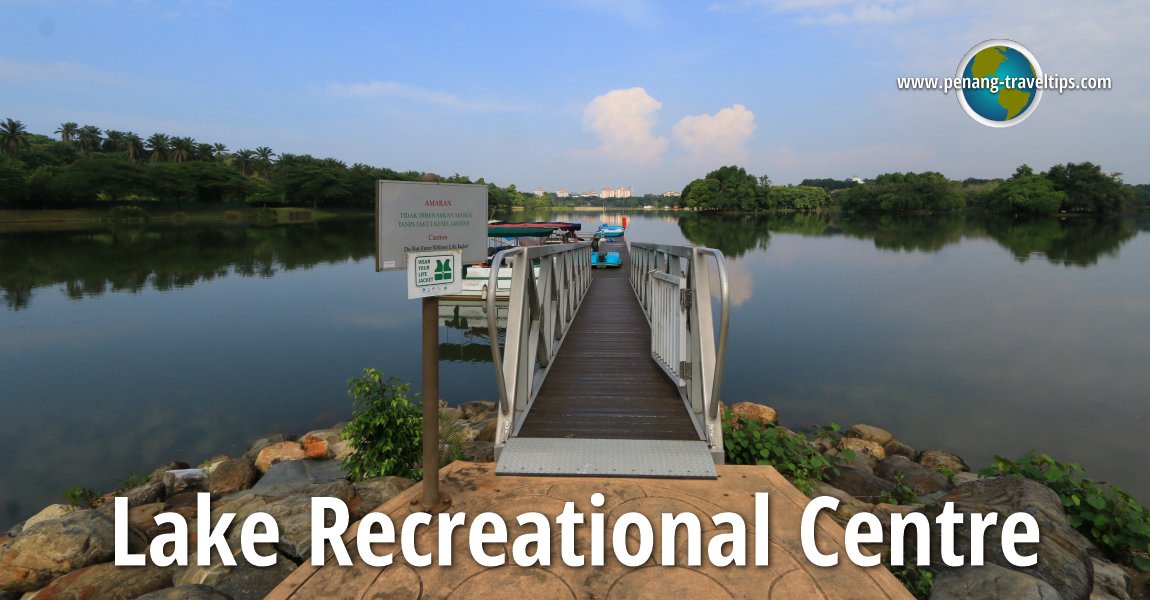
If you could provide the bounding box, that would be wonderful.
[376,180,488,272]
[407,250,463,299]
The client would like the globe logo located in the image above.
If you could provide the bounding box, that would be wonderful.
[956,40,1043,127]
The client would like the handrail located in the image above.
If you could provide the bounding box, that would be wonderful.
[629,242,730,456]
[487,241,591,430]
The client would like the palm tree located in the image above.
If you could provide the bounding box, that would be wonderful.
[233,149,256,176]
[254,146,276,178]
[77,125,103,152]
[0,118,29,155]
[212,143,228,162]
[146,133,170,163]
[124,132,144,163]
[196,143,215,162]
[170,136,195,163]
[103,130,127,153]
[55,122,79,145]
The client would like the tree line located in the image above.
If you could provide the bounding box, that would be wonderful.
[678,163,1146,214]
[0,118,529,211]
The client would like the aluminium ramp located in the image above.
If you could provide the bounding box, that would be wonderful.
[496,438,717,479]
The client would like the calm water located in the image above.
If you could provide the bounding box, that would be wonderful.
[1,212,1148,525]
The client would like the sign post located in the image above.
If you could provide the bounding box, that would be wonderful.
[376,179,487,513]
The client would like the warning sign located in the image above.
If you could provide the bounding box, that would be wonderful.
[407,250,463,299]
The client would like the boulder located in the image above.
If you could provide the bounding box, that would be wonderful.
[931,562,1061,600]
[207,458,258,496]
[330,439,354,462]
[300,434,334,460]
[809,482,875,525]
[0,510,145,593]
[727,402,777,425]
[875,456,953,496]
[350,476,417,518]
[254,442,306,473]
[840,437,886,463]
[32,562,171,599]
[176,551,294,600]
[825,467,896,503]
[846,424,894,446]
[149,461,191,484]
[122,481,166,508]
[916,477,1094,600]
[475,419,498,443]
[1090,557,1133,600]
[884,439,918,459]
[918,449,970,473]
[463,440,495,463]
[163,469,208,497]
[459,401,496,420]
[249,460,347,498]
[136,585,233,600]
[243,434,295,462]
[20,505,77,531]
[249,496,322,562]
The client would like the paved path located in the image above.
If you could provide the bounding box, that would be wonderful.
[268,462,912,599]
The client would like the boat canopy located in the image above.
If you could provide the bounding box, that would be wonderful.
[487,221,582,237]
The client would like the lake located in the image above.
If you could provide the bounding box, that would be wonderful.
[1,211,1148,527]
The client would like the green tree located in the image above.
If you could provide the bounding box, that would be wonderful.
[0,118,30,155]
[987,173,1065,215]
[124,133,145,164]
[840,172,964,213]
[771,185,832,210]
[55,122,79,145]
[1044,162,1133,213]
[146,133,170,163]
[0,153,28,207]
[233,149,255,176]
[212,143,228,162]
[254,146,275,178]
[170,136,195,163]
[76,125,103,153]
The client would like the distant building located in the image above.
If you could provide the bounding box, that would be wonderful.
[600,186,632,199]
[662,191,681,197]
[850,176,864,184]
[556,188,568,198]
[533,188,545,197]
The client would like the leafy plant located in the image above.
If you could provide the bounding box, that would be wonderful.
[438,410,467,466]
[341,369,424,482]
[982,451,1150,572]
[933,465,957,481]
[722,410,845,495]
[887,563,934,599]
[878,473,919,506]
[62,486,96,508]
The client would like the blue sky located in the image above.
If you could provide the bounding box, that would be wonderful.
[3,0,1147,193]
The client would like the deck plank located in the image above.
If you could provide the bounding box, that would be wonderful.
[515,240,700,441]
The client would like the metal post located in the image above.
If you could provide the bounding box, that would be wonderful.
[415,295,451,512]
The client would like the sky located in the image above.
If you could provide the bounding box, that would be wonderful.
[2,0,1148,194]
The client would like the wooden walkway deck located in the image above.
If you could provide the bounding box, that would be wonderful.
[515,239,700,441]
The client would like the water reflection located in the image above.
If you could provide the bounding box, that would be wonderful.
[0,221,375,310]
[677,212,1140,267]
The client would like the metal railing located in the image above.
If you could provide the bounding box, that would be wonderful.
[630,242,730,462]
[488,242,592,455]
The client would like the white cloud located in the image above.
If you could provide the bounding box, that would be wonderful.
[327,80,524,112]
[577,87,669,166]
[672,104,757,164]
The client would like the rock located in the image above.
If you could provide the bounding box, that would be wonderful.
[918,449,970,473]
[952,471,983,485]
[931,562,1061,599]
[136,585,233,600]
[207,458,258,496]
[840,437,886,462]
[300,434,333,460]
[727,402,778,425]
[846,424,894,446]
[917,477,1094,600]
[825,467,896,503]
[440,406,463,421]
[459,401,496,419]
[884,439,918,459]
[20,506,78,531]
[350,476,416,519]
[163,469,208,497]
[875,456,953,496]
[243,434,295,462]
[149,461,191,484]
[0,510,145,593]
[32,562,171,599]
[1090,557,1133,600]
[122,481,166,507]
[809,482,875,525]
[250,459,347,498]
[330,439,354,462]
[254,442,306,473]
[475,419,498,443]
[253,496,324,562]
[199,455,231,473]
[463,440,495,463]
[828,447,877,474]
[176,551,294,600]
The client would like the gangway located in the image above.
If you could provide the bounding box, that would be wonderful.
[485,237,729,478]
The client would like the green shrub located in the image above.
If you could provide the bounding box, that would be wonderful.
[103,205,149,224]
[982,451,1150,571]
[722,410,847,494]
[341,369,424,481]
[887,563,934,599]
